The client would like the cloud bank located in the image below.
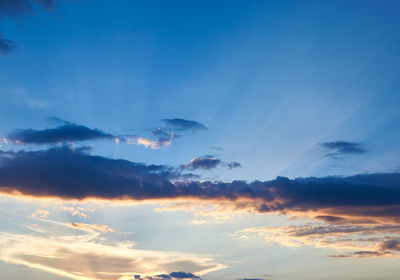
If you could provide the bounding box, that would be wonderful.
[0,146,399,223]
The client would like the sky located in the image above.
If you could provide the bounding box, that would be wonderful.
[0,0,400,279]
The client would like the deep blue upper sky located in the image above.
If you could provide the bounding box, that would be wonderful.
[1,0,400,181]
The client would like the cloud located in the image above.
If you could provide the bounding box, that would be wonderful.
[108,118,206,150]
[0,35,16,54]
[135,272,201,280]
[136,137,170,149]
[181,156,241,171]
[313,215,347,223]
[0,230,224,280]
[70,222,114,233]
[61,205,94,219]
[169,272,200,279]
[161,118,207,132]
[0,0,66,55]
[126,134,176,150]
[1,146,400,258]
[227,162,241,169]
[133,271,201,280]
[0,146,182,199]
[319,141,366,158]
[0,146,399,222]
[30,209,50,219]
[152,128,178,145]
[181,155,221,171]
[234,221,400,258]
[380,239,400,252]
[7,121,115,144]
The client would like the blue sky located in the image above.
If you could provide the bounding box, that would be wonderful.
[1,1,400,280]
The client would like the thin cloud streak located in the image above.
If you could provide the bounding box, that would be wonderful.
[161,118,207,132]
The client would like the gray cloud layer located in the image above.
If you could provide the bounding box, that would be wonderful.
[0,146,399,222]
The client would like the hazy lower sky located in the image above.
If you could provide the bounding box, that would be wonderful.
[1,1,400,280]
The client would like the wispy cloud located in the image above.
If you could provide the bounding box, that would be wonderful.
[129,118,206,149]
[161,118,207,132]
[0,230,223,280]
[126,135,175,150]
[0,34,16,54]
[234,221,400,258]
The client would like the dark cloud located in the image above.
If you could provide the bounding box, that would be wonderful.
[134,272,200,280]
[0,0,62,55]
[314,215,346,223]
[319,141,366,158]
[0,146,399,223]
[161,118,207,132]
[169,272,200,279]
[351,251,384,257]
[181,155,221,171]
[0,34,16,54]
[181,156,241,171]
[379,239,400,251]
[151,127,178,146]
[7,121,115,144]
[154,274,171,279]
[227,161,241,169]
[0,146,181,199]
